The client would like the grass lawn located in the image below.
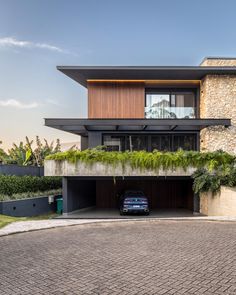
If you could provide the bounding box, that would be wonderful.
[0,213,58,229]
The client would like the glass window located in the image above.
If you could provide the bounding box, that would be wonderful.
[151,135,171,152]
[151,136,161,151]
[173,135,196,151]
[145,91,196,119]
[126,136,148,151]
[103,135,125,151]
[145,94,170,119]
[146,94,170,108]
[103,134,197,152]
[151,134,196,152]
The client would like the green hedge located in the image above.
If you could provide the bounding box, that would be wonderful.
[0,175,62,196]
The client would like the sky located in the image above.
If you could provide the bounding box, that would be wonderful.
[0,0,236,149]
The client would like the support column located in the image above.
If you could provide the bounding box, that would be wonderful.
[193,193,200,215]
[62,177,96,215]
[88,132,102,148]
[62,177,69,215]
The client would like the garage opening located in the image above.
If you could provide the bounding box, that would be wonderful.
[63,177,195,218]
[96,179,193,211]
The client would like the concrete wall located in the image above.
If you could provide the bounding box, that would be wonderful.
[200,58,236,154]
[0,195,58,217]
[200,186,236,216]
[0,164,44,176]
[45,160,196,177]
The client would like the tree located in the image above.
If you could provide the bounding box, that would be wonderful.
[1,137,61,167]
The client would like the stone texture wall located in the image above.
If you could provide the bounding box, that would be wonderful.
[200,186,236,216]
[200,62,236,154]
[200,58,236,66]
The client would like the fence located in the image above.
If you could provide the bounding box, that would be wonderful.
[0,164,44,176]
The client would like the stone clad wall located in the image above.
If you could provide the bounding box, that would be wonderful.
[200,186,236,216]
[200,58,236,66]
[200,58,236,154]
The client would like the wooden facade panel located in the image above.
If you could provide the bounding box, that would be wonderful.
[96,179,193,210]
[88,82,145,118]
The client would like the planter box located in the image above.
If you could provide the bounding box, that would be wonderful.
[45,160,196,177]
[0,195,59,217]
[200,186,236,216]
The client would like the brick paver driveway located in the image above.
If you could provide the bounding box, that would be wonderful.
[0,220,236,295]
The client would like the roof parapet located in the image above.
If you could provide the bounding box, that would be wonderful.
[200,57,236,67]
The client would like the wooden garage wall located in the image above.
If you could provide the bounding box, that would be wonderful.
[96,179,193,210]
[88,82,145,118]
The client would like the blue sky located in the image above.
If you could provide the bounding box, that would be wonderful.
[0,0,236,149]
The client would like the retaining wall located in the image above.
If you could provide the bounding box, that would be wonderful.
[0,195,61,217]
[200,186,236,216]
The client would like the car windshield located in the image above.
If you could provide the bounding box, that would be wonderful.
[124,191,144,197]
[124,197,148,204]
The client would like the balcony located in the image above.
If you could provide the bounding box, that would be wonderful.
[145,106,196,119]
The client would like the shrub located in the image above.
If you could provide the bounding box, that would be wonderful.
[192,165,236,194]
[0,189,62,201]
[0,175,62,197]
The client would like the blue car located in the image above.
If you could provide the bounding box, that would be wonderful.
[120,190,149,215]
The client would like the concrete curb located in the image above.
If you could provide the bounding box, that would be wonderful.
[0,216,236,237]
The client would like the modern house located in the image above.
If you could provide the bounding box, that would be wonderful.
[45,57,236,217]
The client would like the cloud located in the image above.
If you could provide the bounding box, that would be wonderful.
[46,99,64,107]
[0,37,64,53]
[0,99,39,109]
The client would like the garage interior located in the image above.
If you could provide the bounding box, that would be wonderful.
[62,177,196,218]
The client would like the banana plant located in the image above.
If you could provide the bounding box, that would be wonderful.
[1,137,61,167]
[0,141,9,163]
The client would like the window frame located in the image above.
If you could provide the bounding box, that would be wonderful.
[145,88,198,118]
[102,133,199,152]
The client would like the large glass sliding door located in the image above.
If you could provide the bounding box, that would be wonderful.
[151,135,171,151]
[103,135,126,151]
[103,134,197,152]
[126,135,148,151]
[173,134,196,151]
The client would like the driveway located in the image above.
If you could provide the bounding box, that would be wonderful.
[0,220,236,295]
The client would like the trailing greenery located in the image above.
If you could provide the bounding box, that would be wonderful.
[0,136,61,167]
[0,175,62,197]
[192,165,236,194]
[46,148,235,172]
[47,148,236,194]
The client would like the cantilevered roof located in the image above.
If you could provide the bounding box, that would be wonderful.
[45,118,231,136]
[57,66,236,87]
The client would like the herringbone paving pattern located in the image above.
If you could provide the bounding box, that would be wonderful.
[0,220,235,294]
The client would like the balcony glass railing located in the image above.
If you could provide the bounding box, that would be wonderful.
[145,106,196,119]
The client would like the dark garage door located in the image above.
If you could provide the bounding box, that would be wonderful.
[96,179,193,210]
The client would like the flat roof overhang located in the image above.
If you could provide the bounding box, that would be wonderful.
[57,66,236,87]
[45,118,231,136]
